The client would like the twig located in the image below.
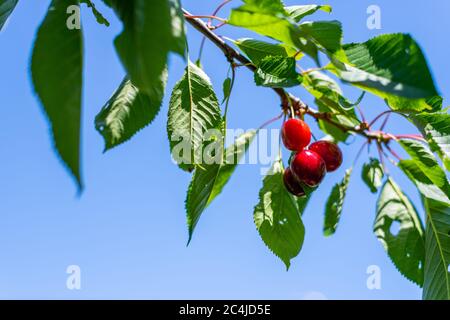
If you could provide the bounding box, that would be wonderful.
[258,113,284,130]
[182,10,423,144]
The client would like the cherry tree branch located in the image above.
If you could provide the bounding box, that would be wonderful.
[182,10,419,143]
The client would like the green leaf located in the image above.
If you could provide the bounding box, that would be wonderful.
[362,158,384,193]
[331,34,438,111]
[95,75,166,151]
[303,71,360,115]
[254,160,305,270]
[235,38,288,65]
[298,20,342,54]
[0,0,18,30]
[399,160,450,205]
[285,4,332,22]
[375,178,425,286]
[228,0,300,49]
[254,56,302,88]
[167,0,186,54]
[186,130,257,241]
[109,0,185,95]
[399,139,450,200]
[422,198,450,300]
[315,99,357,142]
[167,61,223,172]
[31,0,83,190]
[222,77,232,104]
[210,130,257,204]
[80,0,110,26]
[302,71,359,142]
[324,168,352,236]
[425,96,444,112]
[411,112,450,171]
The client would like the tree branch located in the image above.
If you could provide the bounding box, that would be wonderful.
[182,10,396,142]
[183,9,288,103]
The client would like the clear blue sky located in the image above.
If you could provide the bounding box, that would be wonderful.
[0,0,448,299]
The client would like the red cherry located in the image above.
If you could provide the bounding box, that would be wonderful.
[283,167,306,197]
[281,118,311,151]
[309,141,343,172]
[291,150,326,187]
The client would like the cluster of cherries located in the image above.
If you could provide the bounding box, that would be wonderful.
[281,118,343,197]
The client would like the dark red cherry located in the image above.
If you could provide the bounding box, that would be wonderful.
[309,141,343,172]
[281,118,311,151]
[283,167,306,197]
[290,150,326,187]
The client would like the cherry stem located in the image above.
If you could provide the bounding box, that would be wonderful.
[258,113,284,130]
[353,141,369,166]
[209,21,228,30]
[379,112,391,131]
[182,10,426,148]
[198,1,232,61]
[198,37,207,62]
[369,110,395,128]
[394,134,426,142]
[377,142,388,174]
[384,143,402,161]
[357,105,366,123]
[212,0,233,17]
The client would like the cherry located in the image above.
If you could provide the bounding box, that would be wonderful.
[281,118,311,151]
[309,141,343,172]
[283,167,306,197]
[290,150,326,187]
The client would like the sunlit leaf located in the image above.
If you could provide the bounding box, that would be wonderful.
[331,34,439,112]
[362,158,384,193]
[324,168,352,236]
[186,130,257,242]
[375,178,425,286]
[95,75,166,150]
[285,4,332,22]
[167,61,222,172]
[422,198,450,300]
[254,56,302,88]
[254,160,305,269]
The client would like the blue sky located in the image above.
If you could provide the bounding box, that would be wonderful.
[0,0,448,299]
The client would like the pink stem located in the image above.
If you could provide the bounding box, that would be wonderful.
[212,0,233,17]
[353,141,369,166]
[369,110,395,128]
[258,113,284,130]
[385,144,402,161]
[377,142,388,174]
[395,134,426,142]
[379,113,391,131]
